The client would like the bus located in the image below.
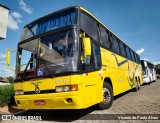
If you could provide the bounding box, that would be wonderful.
[141,60,156,83]
[155,64,160,79]
[6,6,143,110]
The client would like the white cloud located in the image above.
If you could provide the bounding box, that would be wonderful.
[11,12,22,19]
[0,52,15,77]
[0,53,5,59]
[7,12,23,30]
[0,64,15,77]
[153,61,160,65]
[19,0,33,14]
[17,19,23,23]
[0,60,6,65]
[136,48,144,55]
[8,15,19,30]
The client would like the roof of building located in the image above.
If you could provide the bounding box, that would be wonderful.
[0,4,10,10]
[0,78,9,82]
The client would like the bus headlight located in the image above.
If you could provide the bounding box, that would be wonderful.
[55,85,78,92]
[15,90,24,95]
[55,86,64,92]
[64,85,71,92]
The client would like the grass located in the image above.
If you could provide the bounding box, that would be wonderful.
[0,84,14,107]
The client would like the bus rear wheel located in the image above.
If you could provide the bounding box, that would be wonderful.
[136,81,140,91]
[134,80,140,92]
[98,82,113,110]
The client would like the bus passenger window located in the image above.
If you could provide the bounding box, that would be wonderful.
[99,25,110,49]
[126,46,132,60]
[119,41,126,57]
[111,35,120,53]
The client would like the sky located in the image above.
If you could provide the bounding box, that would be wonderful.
[0,0,160,77]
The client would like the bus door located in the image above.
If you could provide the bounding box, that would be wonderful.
[81,36,102,106]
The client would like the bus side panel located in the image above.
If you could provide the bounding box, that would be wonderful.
[100,48,142,96]
[80,71,103,108]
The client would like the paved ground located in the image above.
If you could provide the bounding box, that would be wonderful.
[1,79,160,123]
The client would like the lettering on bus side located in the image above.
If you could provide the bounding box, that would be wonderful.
[36,12,76,35]
[55,79,68,84]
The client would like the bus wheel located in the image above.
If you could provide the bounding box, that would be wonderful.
[135,81,140,92]
[98,82,113,110]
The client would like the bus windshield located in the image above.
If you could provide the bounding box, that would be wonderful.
[16,28,79,79]
[141,60,147,75]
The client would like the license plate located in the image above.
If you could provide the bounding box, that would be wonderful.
[34,100,45,105]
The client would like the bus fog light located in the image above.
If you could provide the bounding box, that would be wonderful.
[15,90,24,95]
[55,86,63,92]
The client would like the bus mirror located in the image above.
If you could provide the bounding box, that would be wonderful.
[6,48,17,71]
[83,38,91,57]
[6,49,10,67]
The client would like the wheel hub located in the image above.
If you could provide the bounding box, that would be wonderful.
[103,88,111,104]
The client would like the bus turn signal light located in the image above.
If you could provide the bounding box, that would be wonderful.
[71,85,78,91]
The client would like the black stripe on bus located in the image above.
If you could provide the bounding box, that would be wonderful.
[24,89,55,95]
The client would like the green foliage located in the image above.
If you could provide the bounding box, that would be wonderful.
[0,76,2,80]
[0,84,14,107]
[7,76,14,84]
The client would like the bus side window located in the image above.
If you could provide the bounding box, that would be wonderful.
[131,50,136,62]
[126,46,131,60]
[99,25,110,49]
[119,41,126,57]
[92,43,101,69]
[111,34,120,53]
[80,12,98,43]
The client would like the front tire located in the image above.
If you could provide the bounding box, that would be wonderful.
[98,82,113,110]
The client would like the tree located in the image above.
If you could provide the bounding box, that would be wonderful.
[0,76,2,81]
[7,76,14,84]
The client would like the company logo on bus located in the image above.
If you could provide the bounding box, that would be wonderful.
[31,82,41,94]
[35,87,40,94]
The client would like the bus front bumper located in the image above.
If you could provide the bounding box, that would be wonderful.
[15,91,84,109]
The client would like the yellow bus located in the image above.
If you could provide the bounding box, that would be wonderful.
[6,6,143,110]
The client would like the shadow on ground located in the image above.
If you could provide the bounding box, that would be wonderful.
[15,106,96,122]
[8,105,25,114]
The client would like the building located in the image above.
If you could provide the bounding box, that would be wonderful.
[0,4,10,40]
[0,78,10,86]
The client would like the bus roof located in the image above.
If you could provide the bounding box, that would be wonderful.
[0,4,10,10]
[141,60,155,66]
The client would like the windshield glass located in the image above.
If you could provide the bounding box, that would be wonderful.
[16,28,79,79]
[20,9,77,41]
[39,28,79,76]
[141,60,147,75]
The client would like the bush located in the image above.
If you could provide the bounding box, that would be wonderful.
[0,84,14,107]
